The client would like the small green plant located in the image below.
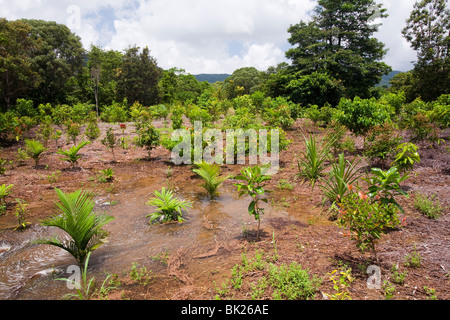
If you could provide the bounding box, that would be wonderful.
[101,128,118,162]
[365,167,409,214]
[250,277,268,300]
[51,129,62,147]
[57,252,118,300]
[39,117,53,147]
[98,168,115,183]
[85,115,101,141]
[231,264,244,289]
[128,262,154,285]
[414,192,443,220]
[234,166,271,240]
[391,142,421,173]
[0,158,11,174]
[0,184,14,215]
[146,187,193,224]
[193,162,230,199]
[423,286,437,300]
[134,124,160,159]
[391,264,407,285]
[297,134,330,189]
[151,251,169,265]
[324,267,354,300]
[13,198,30,230]
[66,121,81,145]
[404,245,422,268]
[382,280,396,300]
[46,171,61,186]
[57,141,90,169]
[25,139,47,168]
[277,179,294,191]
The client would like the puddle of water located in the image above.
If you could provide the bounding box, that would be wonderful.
[0,176,287,300]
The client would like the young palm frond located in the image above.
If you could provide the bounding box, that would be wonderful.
[297,134,331,189]
[57,141,90,168]
[146,187,192,224]
[193,162,230,199]
[35,188,114,265]
[0,184,14,215]
[25,139,47,167]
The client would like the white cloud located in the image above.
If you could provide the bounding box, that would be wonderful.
[0,0,418,73]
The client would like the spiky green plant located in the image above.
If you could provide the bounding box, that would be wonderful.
[36,188,115,265]
[297,134,330,189]
[193,162,230,199]
[146,187,192,224]
[25,139,47,167]
[57,141,91,168]
[320,153,362,206]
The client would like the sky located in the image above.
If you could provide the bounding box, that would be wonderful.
[0,0,419,74]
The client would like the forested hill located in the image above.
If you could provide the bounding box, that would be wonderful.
[378,70,402,87]
[194,74,231,83]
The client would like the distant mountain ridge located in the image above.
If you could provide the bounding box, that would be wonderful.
[194,74,231,83]
[194,70,403,86]
[378,70,402,87]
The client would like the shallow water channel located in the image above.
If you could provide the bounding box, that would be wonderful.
[0,176,286,300]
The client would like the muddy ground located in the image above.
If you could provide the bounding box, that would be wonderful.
[0,118,449,300]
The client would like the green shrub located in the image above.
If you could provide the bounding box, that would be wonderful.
[336,97,391,137]
[338,190,401,261]
[365,167,409,214]
[101,128,119,162]
[85,113,101,141]
[391,142,421,173]
[263,104,294,129]
[100,102,129,123]
[13,99,37,118]
[134,124,160,158]
[409,112,440,145]
[363,122,402,167]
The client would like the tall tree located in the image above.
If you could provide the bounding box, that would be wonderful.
[23,19,85,105]
[286,0,392,99]
[117,46,161,106]
[402,0,449,101]
[0,19,40,111]
[222,67,264,99]
[88,45,102,116]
